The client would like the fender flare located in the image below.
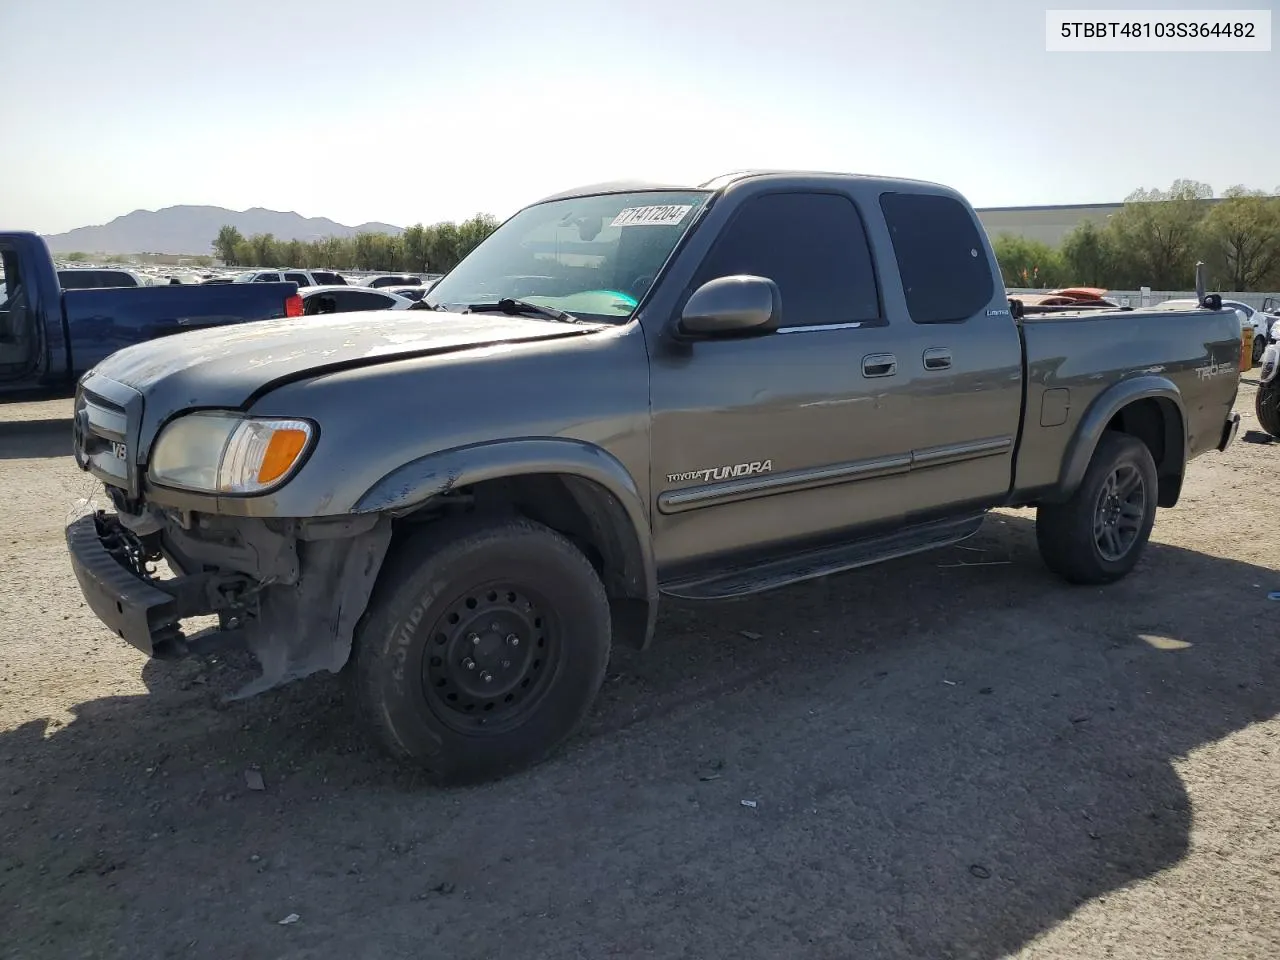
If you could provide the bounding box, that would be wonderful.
[1049,375,1188,503]
[353,437,658,646]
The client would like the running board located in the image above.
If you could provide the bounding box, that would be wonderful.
[659,513,987,601]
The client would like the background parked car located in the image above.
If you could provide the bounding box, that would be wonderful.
[234,269,348,286]
[1153,297,1266,365]
[298,285,415,315]
[361,274,423,288]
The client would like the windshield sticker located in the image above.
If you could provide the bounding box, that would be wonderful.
[611,205,694,228]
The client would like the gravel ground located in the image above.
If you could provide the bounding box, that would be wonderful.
[1,384,1277,960]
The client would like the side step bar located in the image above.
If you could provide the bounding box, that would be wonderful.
[659,513,987,601]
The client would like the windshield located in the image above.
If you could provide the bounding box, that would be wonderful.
[427,190,711,322]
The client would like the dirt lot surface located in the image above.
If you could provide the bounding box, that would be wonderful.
[1,385,1277,960]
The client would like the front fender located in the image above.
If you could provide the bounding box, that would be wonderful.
[1050,375,1187,503]
[353,437,658,641]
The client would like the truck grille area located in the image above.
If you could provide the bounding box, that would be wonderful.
[73,375,146,497]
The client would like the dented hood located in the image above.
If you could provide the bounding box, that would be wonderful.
[88,309,604,432]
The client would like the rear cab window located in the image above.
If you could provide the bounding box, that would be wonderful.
[878,192,994,324]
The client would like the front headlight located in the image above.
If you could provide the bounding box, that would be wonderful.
[148,412,316,495]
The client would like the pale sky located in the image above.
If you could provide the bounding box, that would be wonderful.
[3,0,1277,233]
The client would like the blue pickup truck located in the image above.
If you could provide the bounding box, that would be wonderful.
[1,231,301,397]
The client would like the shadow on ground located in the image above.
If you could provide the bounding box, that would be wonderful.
[0,423,73,459]
[2,515,1277,960]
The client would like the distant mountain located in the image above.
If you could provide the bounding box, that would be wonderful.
[42,205,404,256]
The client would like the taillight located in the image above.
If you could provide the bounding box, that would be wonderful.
[285,294,303,317]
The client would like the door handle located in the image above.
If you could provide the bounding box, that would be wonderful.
[862,353,897,378]
[922,347,952,371]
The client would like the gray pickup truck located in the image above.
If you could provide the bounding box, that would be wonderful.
[65,171,1244,784]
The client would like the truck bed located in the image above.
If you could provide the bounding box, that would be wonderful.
[1012,303,1242,502]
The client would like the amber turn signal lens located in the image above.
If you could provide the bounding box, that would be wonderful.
[257,428,310,484]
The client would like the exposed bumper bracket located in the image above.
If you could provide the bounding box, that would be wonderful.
[1218,411,1241,452]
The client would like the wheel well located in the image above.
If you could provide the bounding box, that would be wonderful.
[1104,397,1184,507]
[391,473,654,649]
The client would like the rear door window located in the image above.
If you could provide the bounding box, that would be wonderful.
[284,272,310,286]
[253,272,281,282]
[878,192,994,324]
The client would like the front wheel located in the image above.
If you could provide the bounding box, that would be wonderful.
[1036,432,1159,585]
[1257,382,1280,439]
[353,515,611,785]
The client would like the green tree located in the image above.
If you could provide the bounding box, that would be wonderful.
[209,216,502,275]
[1109,180,1213,288]
[1199,187,1280,290]
[401,224,428,272]
[1059,220,1119,287]
[214,225,245,265]
[249,233,278,266]
[992,233,1063,288]
[64,251,89,262]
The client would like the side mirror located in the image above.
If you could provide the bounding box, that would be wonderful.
[678,275,780,337]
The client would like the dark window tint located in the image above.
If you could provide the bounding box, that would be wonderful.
[253,272,280,282]
[284,272,310,286]
[2,249,23,300]
[310,271,345,285]
[693,192,879,327]
[878,192,994,324]
[332,290,397,312]
[58,270,138,289]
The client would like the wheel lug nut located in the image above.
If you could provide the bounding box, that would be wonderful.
[481,671,493,683]
[468,634,480,645]
[463,658,476,670]
[506,634,519,647]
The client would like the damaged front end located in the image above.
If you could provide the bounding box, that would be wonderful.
[66,496,392,700]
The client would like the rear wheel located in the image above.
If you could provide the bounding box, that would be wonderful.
[353,515,611,784]
[1257,382,1280,438]
[1036,432,1158,585]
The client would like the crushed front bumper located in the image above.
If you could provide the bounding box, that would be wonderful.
[1219,411,1241,452]
[64,512,229,658]
[65,507,395,697]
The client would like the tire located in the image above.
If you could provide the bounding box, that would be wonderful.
[1252,332,1266,368]
[1036,432,1159,586]
[1258,383,1280,439]
[353,515,611,785]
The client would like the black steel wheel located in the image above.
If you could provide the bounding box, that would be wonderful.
[1036,432,1159,585]
[421,584,558,734]
[353,515,611,785]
